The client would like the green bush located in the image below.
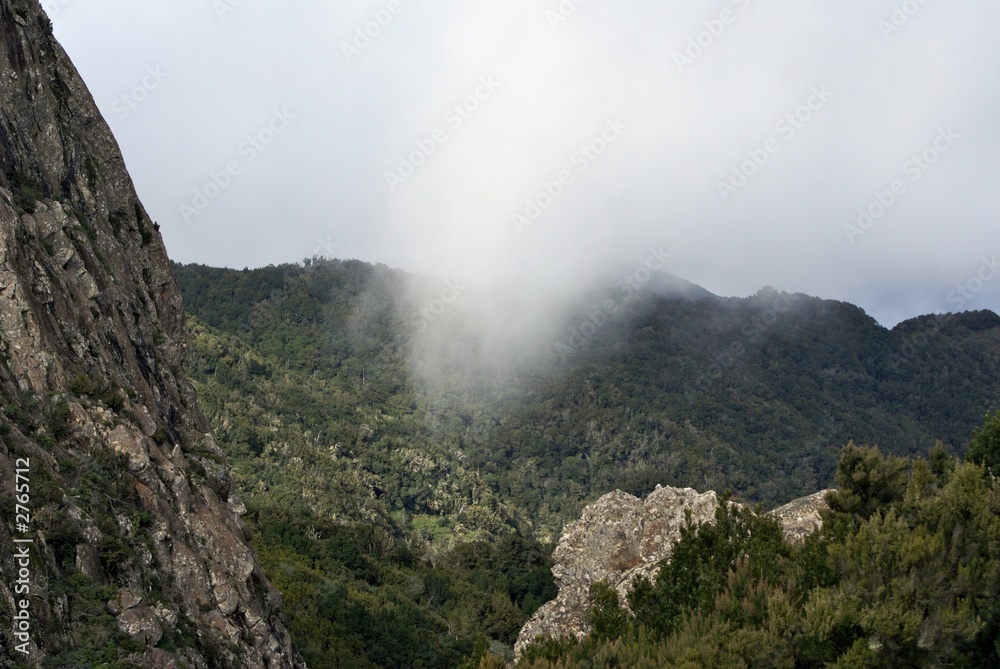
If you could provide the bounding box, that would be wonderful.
[10,170,46,213]
[967,410,1000,474]
[68,373,124,410]
[518,436,1000,668]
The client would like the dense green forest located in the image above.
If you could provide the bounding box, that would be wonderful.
[519,420,1000,667]
[175,258,1000,525]
[173,258,1000,666]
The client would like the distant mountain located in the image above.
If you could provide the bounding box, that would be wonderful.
[646,271,717,301]
[174,258,1000,526]
[173,257,1000,666]
[594,258,717,301]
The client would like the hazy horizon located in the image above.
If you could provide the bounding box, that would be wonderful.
[47,1,1000,329]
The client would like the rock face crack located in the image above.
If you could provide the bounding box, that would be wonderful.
[514,485,831,660]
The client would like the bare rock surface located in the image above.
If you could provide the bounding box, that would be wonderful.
[0,2,304,665]
[514,486,831,660]
[770,490,833,542]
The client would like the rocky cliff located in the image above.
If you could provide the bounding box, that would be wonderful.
[0,1,303,666]
[514,485,831,660]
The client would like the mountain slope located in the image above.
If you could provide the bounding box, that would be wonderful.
[173,258,1000,665]
[0,2,302,666]
[174,259,1000,537]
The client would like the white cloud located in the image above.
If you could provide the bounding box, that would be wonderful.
[50,0,1000,326]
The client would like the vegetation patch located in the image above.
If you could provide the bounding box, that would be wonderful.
[520,439,1000,668]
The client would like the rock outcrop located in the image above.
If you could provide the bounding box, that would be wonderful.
[769,490,831,542]
[514,485,831,659]
[0,1,304,666]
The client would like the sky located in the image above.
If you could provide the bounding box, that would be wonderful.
[46,0,1000,327]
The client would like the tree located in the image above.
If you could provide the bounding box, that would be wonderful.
[589,581,629,642]
[827,443,909,520]
[966,410,1000,475]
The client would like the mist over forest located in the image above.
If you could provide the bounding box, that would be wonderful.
[3,1,996,666]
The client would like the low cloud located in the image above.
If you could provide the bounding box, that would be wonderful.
[49,0,1000,336]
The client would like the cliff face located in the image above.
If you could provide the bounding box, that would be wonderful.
[0,1,303,666]
[514,486,831,660]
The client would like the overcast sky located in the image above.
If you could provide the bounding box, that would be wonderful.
[47,0,1000,327]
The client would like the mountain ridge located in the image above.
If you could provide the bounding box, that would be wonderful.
[174,257,1000,528]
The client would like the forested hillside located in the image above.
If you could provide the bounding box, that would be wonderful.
[173,258,1000,666]
[519,430,1000,668]
[176,258,1000,526]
